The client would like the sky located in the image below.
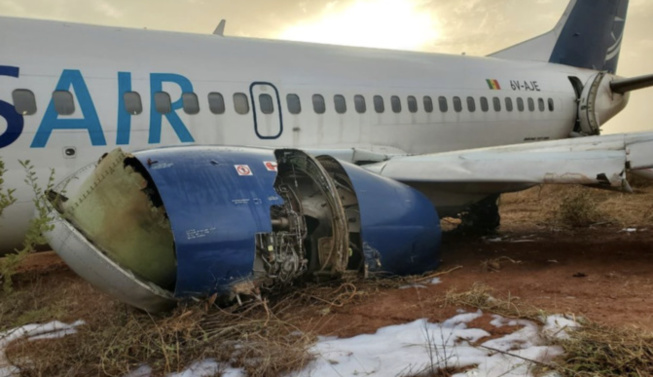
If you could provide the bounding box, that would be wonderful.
[0,0,652,133]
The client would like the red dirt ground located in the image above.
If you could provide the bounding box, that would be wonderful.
[6,184,653,341]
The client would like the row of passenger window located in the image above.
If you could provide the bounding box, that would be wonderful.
[10,89,555,116]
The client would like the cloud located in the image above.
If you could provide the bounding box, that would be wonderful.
[93,0,123,19]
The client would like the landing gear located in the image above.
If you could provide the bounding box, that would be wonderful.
[456,194,501,235]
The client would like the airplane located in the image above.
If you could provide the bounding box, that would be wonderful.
[2,0,653,311]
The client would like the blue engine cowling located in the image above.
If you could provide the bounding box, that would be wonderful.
[45,146,440,312]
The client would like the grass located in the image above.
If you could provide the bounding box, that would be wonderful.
[555,320,653,377]
[3,275,376,376]
[444,283,653,377]
[501,182,653,231]
[6,264,653,376]
[6,294,316,377]
[555,188,608,228]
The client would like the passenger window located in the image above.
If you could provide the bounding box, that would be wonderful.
[538,98,545,112]
[423,96,433,113]
[391,95,401,113]
[466,96,476,112]
[373,95,385,113]
[286,94,301,114]
[312,94,326,114]
[53,90,75,115]
[493,97,501,112]
[453,96,462,112]
[480,97,489,112]
[354,95,366,113]
[122,92,143,115]
[438,96,448,112]
[259,94,274,114]
[208,92,226,114]
[12,89,37,115]
[505,97,513,112]
[233,92,250,114]
[153,92,172,114]
[517,97,525,112]
[548,98,555,112]
[334,94,347,114]
[407,96,418,113]
[182,92,200,115]
[528,98,535,112]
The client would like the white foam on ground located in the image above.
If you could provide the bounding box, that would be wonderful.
[399,284,427,289]
[290,311,575,377]
[0,313,579,377]
[0,320,85,377]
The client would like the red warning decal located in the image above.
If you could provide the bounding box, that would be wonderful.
[234,164,253,176]
[263,161,278,172]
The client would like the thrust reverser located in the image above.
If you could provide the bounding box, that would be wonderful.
[44,147,441,312]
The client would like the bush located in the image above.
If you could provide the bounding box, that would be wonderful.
[556,189,606,227]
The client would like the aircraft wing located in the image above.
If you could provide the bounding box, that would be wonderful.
[364,132,653,194]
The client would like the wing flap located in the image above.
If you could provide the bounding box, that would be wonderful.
[365,132,653,192]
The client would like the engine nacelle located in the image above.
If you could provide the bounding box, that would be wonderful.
[44,147,441,312]
[578,72,630,136]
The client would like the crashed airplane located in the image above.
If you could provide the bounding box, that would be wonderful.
[1,0,653,311]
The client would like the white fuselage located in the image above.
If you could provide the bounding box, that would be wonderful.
[0,17,604,251]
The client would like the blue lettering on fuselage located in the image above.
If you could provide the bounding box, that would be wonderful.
[0,67,196,149]
[31,69,106,148]
[148,73,195,144]
[0,66,24,149]
[116,71,133,145]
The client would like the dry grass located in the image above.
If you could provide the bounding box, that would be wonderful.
[3,276,375,377]
[444,283,653,377]
[501,181,653,231]
[444,283,541,321]
[7,298,314,377]
[554,320,653,377]
[555,188,608,227]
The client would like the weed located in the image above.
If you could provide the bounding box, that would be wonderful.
[555,188,607,228]
[0,158,17,219]
[419,321,458,377]
[0,160,56,293]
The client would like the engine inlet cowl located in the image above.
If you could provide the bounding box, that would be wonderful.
[45,147,441,312]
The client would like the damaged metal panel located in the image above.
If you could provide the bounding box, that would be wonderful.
[132,147,284,297]
[45,146,442,312]
[59,149,176,290]
[326,158,441,276]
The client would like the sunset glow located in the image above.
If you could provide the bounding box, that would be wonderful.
[278,0,441,51]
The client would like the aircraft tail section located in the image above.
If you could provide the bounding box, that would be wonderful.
[491,0,629,74]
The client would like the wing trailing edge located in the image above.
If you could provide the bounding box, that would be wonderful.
[365,131,653,193]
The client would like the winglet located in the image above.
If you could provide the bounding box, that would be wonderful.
[213,19,226,36]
